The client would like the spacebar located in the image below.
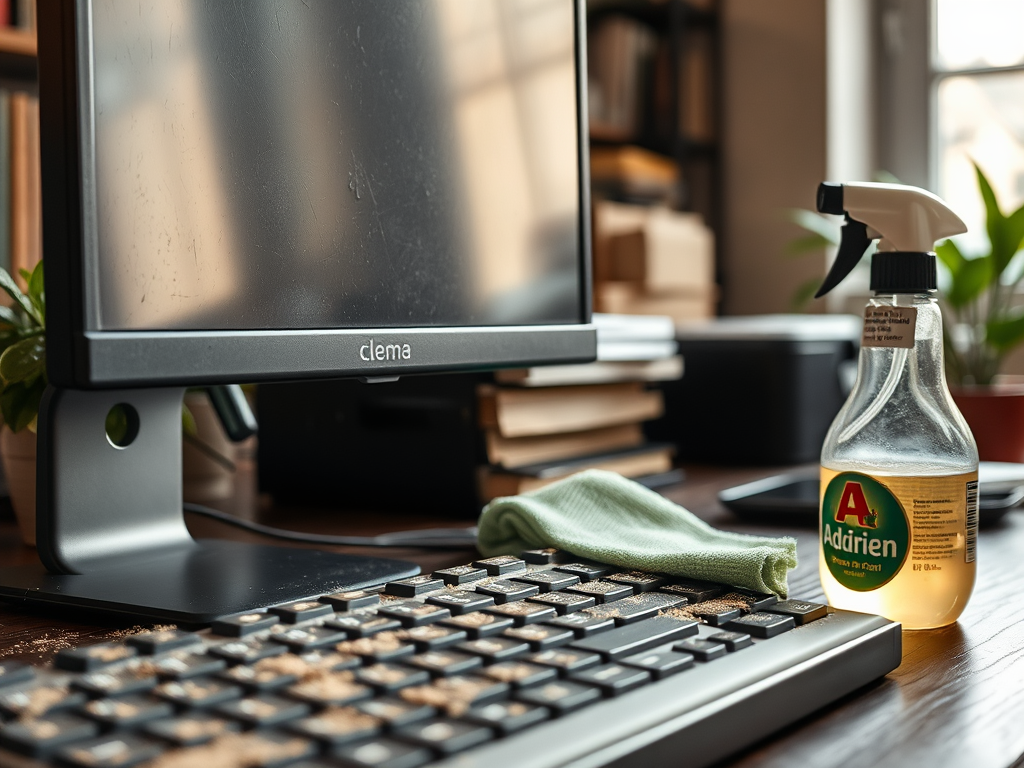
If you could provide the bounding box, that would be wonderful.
[569,616,698,660]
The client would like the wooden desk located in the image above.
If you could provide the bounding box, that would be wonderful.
[1,463,1023,767]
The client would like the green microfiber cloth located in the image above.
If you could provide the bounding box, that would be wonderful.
[477,469,798,598]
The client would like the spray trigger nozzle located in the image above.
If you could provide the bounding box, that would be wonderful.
[814,213,872,298]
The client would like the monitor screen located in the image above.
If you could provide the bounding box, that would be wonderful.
[40,0,594,386]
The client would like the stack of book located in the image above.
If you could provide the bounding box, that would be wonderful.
[477,314,683,500]
[0,86,41,287]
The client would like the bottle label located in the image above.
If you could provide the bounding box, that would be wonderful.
[820,471,978,592]
[862,306,917,348]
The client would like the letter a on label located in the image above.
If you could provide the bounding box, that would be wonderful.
[835,482,872,527]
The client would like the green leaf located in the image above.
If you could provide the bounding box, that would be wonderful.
[789,276,821,312]
[935,239,966,276]
[0,267,39,325]
[0,336,46,386]
[987,310,1024,352]
[0,305,24,328]
[975,162,1019,278]
[27,261,44,324]
[181,404,197,436]
[945,256,991,310]
[784,232,835,256]
[787,209,841,244]
[0,378,44,433]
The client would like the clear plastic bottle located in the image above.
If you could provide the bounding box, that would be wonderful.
[819,293,978,629]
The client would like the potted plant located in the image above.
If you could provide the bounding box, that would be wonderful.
[0,261,46,545]
[938,164,1024,460]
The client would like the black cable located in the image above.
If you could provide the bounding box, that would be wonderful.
[183,502,479,548]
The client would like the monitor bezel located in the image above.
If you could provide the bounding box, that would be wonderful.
[39,0,595,388]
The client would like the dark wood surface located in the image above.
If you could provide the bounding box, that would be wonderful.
[1,462,1023,768]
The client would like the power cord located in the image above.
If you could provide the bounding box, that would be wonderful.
[183,502,479,549]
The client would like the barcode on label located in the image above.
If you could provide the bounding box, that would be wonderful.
[965,480,979,564]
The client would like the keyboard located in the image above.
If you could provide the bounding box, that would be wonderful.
[0,550,901,768]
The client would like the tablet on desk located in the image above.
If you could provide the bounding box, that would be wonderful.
[719,462,1024,526]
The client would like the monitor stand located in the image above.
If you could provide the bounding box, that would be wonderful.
[0,386,419,624]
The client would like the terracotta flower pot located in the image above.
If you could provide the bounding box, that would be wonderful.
[951,384,1024,462]
[0,427,37,546]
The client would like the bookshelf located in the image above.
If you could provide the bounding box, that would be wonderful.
[587,0,721,321]
[0,20,38,290]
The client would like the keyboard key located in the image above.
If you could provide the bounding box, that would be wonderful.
[336,633,415,664]
[519,548,565,564]
[209,638,288,666]
[404,650,484,678]
[527,591,596,614]
[528,649,602,675]
[327,614,403,638]
[55,643,137,673]
[763,599,829,625]
[56,733,164,768]
[732,588,780,611]
[565,580,634,604]
[149,653,227,681]
[673,638,728,662]
[269,599,336,624]
[515,681,601,715]
[396,624,468,651]
[620,649,695,679]
[660,578,725,603]
[503,625,575,651]
[334,736,433,768]
[605,571,667,593]
[218,659,304,693]
[268,625,348,652]
[481,661,558,689]
[724,612,796,639]
[125,629,202,655]
[474,581,539,604]
[511,571,580,592]
[211,612,281,638]
[355,698,437,728]
[79,694,174,729]
[153,678,244,709]
[0,686,87,720]
[215,694,311,728]
[395,718,493,755]
[143,714,240,747]
[472,556,527,575]
[356,664,432,694]
[707,631,753,652]
[456,637,531,663]
[570,616,698,661]
[440,612,514,639]
[288,706,383,746]
[398,675,510,716]
[0,713,99,757]
[319,589,380,611]
[485,602,557,626]
[462,700,550,734]
[168,731,317,767]
[552,562,616,581]
[544,612,616,638]
[386,575,444,597]
[287,672,373,707]
[433,565,488,585]
[582,592,687,625]
[72,666,158,697]
[376,602,451,628]
[693,606,742,626]
[425,592,495,616]
[0,662,33,689]
[570,663,651,696]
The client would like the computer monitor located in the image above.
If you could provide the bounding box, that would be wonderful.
[0,0,595,622]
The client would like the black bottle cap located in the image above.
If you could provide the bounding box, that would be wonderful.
[870,252,937,294]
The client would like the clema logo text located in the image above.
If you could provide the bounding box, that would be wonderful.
[360,339,412,362]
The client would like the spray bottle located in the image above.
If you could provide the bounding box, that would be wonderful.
[814,181,978,630]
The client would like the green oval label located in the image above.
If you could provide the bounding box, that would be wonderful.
[821,472,910,591]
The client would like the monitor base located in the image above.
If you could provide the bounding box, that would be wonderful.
[0,538,418,624]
